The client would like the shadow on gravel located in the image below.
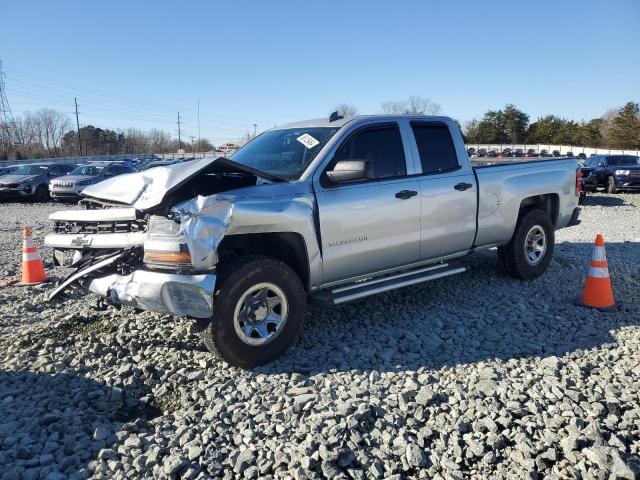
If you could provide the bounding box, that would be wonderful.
[259,241,640,375]
[0,370,142,479]
[581,194,634,207]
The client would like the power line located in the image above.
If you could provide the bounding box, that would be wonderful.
[6,68,279,125]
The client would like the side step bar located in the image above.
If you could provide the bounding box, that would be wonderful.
[311,263,466,306]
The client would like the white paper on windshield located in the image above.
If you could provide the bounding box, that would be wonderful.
[296,133,320,149]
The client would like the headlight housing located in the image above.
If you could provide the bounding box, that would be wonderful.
[615,170,630,176]
[143,216,192,269]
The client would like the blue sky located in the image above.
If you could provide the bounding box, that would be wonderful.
[1,0,639,145]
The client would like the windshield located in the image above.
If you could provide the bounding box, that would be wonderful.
[230,127,339,180]
[12,165,49,175]
[608,156,639,166]
[69,165,105,176]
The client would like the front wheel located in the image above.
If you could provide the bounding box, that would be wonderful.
[199,255,306,368]
[606,176,618,194]
[497,209,554,281]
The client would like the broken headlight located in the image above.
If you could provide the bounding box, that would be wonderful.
[143,216,192,269]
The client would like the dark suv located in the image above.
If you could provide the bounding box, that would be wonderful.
[581,155,640,194]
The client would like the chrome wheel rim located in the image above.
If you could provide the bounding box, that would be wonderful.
[233,282,288,346]
[524,225,546,265]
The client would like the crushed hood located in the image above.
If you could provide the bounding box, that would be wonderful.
[80,157,216,209]
[80,156,283,211]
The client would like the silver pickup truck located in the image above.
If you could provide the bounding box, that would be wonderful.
[45,114,581,367]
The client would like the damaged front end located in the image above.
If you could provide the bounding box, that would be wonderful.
[45,204,218,319]
[44,156,259,318]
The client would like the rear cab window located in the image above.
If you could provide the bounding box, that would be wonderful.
[410,122,460,175]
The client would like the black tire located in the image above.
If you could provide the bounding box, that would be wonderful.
[199,255,306,368]
[606,176,617,194]
[497,208,554,281]
[35,185,49,201]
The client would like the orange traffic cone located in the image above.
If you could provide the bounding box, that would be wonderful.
[17,226,48,286]
[574,234,617,311]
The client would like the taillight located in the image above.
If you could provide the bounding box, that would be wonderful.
[575,168,582,197]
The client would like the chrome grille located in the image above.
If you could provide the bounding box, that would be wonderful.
[53,219,143,234]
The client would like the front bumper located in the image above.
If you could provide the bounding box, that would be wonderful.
[82,269,216,318]
[50,186,83,198]
[614,176,640,189]
[0,186,33,197]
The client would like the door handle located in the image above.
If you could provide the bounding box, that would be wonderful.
[454,182,473,191]
[395,189,418,200]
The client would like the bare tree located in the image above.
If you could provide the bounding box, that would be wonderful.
[334,103,359,117]
[148,128,172,153]
[381,96,442,115]
[381,100,406,114]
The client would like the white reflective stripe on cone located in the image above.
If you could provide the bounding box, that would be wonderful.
[588,265,610,278]
[22,252,42,262]
[591,246,607,262]
[23,237,35,249]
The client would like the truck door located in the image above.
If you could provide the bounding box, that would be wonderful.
[314,123,421,284]
[409,122,477,260]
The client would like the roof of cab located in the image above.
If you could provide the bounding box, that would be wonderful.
[274,114,455,130]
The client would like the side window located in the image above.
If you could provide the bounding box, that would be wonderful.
[411,123,459,174]
[332,125,406,180]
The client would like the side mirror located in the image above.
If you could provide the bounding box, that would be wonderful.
[326,160,373,184]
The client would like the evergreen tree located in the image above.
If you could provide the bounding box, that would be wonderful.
[608,102,640,149]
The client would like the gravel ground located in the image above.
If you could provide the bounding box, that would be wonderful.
[1,194,639,480]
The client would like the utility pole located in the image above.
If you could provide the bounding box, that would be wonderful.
[189,135,195,155]
[253,123,257,138]
[74,97,83,156]
[197,99,201,153]
[177,112,182,151]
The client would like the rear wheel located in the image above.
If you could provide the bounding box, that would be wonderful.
[606,176,618,194]
[497,208,554,280]
[34,185,49,202]
[199,255,306,368]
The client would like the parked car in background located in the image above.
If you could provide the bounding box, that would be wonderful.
[0,163,74,200]
[539,149,550,157]
[477,148,487,157]
[565,151,574,158]
[581,154,640,193]
[467,147,476,157]
[46,114,581,367]
[552,150,562,157]
[509,149,523,158]
[49,162,134,201]
[487,150,498,158]
[499,148,512,157]
[577,153,587,162]
[525,149,537,158]
[0,164,20,177]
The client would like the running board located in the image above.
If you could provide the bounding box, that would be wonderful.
[311,263,466,306]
